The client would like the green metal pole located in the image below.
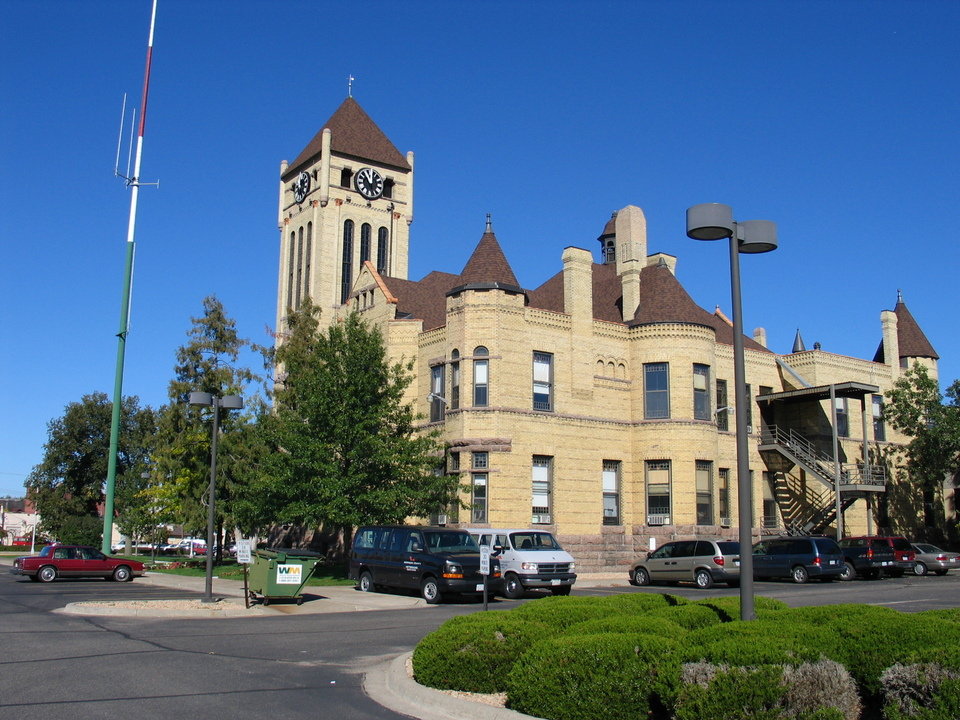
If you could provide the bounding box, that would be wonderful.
[101,241,135,554]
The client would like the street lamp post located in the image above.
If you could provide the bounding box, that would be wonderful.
[187,391,243,603]
[686,203,777,621]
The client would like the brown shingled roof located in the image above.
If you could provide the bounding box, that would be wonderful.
[285,97,411,179]
[873,296,939,362]
[381,271,460,332]
[459,231,520,287]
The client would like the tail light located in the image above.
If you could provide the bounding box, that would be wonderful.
[713,556,724,566]
[866,548,874,559]
[813,557,821,566]
[936,555,948,561]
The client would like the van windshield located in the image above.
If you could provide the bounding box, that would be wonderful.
[423,531,478,553]
[509,532,561,551]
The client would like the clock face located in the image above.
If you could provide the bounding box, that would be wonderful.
[293,171,311,203]
[355,167,384,200]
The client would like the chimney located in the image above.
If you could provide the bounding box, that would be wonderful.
[881,309,900,380]
[614,205,647,277]
[562,247,593,326]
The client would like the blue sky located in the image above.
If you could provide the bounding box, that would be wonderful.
[2,1,958,498]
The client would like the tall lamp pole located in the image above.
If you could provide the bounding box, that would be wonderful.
[686,203,777,621]
[187,392,243,603]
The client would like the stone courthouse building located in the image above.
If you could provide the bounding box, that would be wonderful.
[274,97,941,571]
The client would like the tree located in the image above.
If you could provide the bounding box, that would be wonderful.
[148,296,262,554]
[26,392,156,543]
[883,363,960,541]
[240,301,456,532]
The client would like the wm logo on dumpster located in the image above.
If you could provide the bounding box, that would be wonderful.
[276,564,303,584]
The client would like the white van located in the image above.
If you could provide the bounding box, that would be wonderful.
[468,528,576,599]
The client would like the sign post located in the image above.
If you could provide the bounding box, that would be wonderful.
[237,539,252,609]
[480,545,491,611]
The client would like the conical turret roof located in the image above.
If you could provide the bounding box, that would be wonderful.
[456,217,521,290]
[873,292,939,362]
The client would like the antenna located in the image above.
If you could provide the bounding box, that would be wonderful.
[114,94,127,176]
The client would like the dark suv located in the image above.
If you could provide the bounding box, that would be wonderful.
[840,536,916,577]
[751,536,845,583]
[349,526,501,604]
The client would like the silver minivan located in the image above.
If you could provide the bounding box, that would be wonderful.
[628,539,740,589]
[469,528,576,599]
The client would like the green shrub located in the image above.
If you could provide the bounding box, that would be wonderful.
[914,608,960,625]
[648,603,723,630]
[411,611,552,693]
[693,595,790,621]
[881,663,960,720]
[505,633,681,720]
[681,619,835,667]
[674,663,850,720]
[509,595,621,630]
[563,614,686,638]
[602,592,685,613]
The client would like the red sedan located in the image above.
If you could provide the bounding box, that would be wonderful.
[11,544,145,583]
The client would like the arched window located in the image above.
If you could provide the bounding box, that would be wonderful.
[341,219,354,304]
[286,230,295,310]
[376,227,389,274]
[295,226,304,309]
[360,223,371,263]
[473,346,489,407]
[304,222,312,301]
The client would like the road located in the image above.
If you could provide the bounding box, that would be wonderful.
[2,568,957,719]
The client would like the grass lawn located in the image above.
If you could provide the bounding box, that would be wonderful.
[128,556,355,586]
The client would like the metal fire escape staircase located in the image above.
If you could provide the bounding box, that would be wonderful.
[758,425,886,535]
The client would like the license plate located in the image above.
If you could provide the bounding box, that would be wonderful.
[882,561,891,566]
[475,584,484,591]
[551,579,561,585]
[735,560,740,566]
[829,560,836,565]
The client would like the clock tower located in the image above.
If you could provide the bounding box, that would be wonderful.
[275,97,413,333]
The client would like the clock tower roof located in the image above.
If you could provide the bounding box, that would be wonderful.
[285,97,411,179]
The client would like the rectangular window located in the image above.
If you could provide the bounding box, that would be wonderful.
[873,395,885,441]
[718,468,731,523]
[471,474,487,523]
[430,365,445,422]
[602,460,621,526]
[532,455,552,524]
[835,397,849,438]
[716,379,729,431]
[473,358,488,407]
[644,363,670,419]
[448,452,460,473]
[693,364,710,420]
[450,359,460,410]
[533,352,553,411]
[472,451,488,470]
[762,472,778,528]
[645,459,671,522]
[696,460,713,525]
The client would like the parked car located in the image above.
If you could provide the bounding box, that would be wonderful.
[628,539,740,589]
[11,544,145,583]
[349,525,501,604]
[468,528,576,598]
[910,543,960,576]
[751,536,845,583]
[837,536,898,580]
[161,539,207,556]
[840,536,915,577]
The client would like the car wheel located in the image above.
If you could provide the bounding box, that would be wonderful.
[38,565,57,583]
[502,573,525,599]
[550,586,571,596]
[694,569,714,589]
[865,569,882,580]
[791,565,809,584]
[420,577,441,604]
[913,562,928,576]
[887,569,905,578]
[632,567,651,586]
[357,571,375,592]
[28,574,40,582]
[112,565,132,582]
[839,561,856,581]
[934,570,948,576]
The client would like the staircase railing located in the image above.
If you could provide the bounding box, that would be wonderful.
[760,425,886,487]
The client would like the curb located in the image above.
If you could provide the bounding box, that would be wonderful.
[364,652,541,720]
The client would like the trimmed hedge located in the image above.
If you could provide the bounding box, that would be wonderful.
[508,595,621,630]
[692,595,790,621]
[411,611,552,693]
[505,633,681,720]
[648,603,724,630]
[679,619,832,667]
[564,614,687,639]
[601,591,685,613]
[882,663,960,720]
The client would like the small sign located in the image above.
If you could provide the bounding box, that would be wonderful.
[236,539,252,564]
[276,564,303,584]
[480,545,491,576]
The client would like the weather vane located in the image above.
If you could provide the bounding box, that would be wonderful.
[348,74,355,97]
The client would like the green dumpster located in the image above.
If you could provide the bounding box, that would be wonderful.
[247,549,324,606]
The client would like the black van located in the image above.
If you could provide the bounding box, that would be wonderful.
[349,525,501,604]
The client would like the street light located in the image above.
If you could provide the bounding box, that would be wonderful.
[187,391,243,603]
[686,203,777,621]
